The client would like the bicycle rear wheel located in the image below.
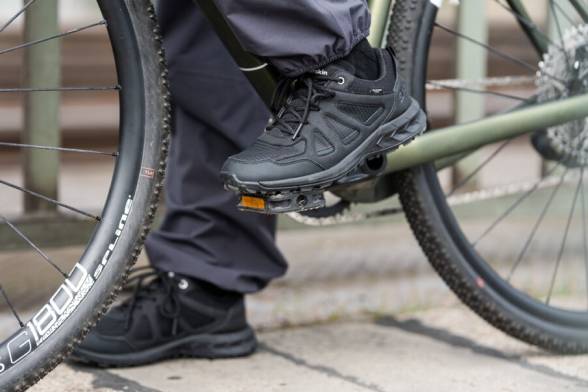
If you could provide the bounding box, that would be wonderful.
[0,1,169,389]
[391,0,588,352]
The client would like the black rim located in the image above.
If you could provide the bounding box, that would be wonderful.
[412,0,588,328]
[0,1,145,373]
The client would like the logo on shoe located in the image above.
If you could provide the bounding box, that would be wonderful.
[313,69,329,76]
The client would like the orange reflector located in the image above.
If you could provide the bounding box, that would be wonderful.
[239,195,266,211]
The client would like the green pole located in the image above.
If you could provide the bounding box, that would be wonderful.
[22,0,61,214]
[453,0,488,190]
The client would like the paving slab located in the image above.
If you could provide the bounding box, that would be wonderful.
[29,301,588,392]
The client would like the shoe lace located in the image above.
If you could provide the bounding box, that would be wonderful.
[123,267,183,335]
[268,73,341,140]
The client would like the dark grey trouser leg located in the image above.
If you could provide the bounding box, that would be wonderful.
[212,0,372,77]
[145,0,288,294]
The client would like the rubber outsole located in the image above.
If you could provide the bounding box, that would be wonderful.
[69,327,257,368]
[223,98,427,195]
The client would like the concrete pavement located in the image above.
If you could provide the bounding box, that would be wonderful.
[30,302,588,392]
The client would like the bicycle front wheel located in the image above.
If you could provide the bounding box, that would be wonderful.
[0,1,169,389]
[391,0,588,353]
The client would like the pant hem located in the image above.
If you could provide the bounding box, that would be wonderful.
[276,29,371,77]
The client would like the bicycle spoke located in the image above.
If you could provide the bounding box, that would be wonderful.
[0,286,23,328]
[494,0,564,51]
[0,142,118,157]
[546,170,583,305]
[427,81,528,102]
[0,180,101,221]
[0,215,67,278]
[569,0,588,22]
[507,169,569,281]
[0,21,106,57]
[473,164,562,246]
[0,0,38,34]
[427,76,535,90]
[434,22,567,86]
[553,0,577,25]
[447,139,514,197]
[0,86,120,93]
[549,0,574,69]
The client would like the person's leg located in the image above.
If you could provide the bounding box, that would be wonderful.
[144,0,287,294]
[212,0,372,77]
[70,0,287,366]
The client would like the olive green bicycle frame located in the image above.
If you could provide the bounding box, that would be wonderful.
[196,0,588,174]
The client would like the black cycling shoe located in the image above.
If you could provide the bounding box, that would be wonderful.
[69,268,256,367]
[221,45,426,214]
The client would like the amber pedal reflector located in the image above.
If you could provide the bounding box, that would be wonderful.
[239,195,266,211]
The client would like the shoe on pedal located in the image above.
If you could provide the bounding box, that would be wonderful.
[69,268,256,367]
[221,39,426,214]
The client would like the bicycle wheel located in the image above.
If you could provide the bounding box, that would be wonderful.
[0,1,169,389]
[390,0,588,353]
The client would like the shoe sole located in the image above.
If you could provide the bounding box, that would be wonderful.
[69,327,257,368]
[223,98,427,194]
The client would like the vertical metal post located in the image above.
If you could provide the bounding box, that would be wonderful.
[22,0,61,214]
[453,0,488,189]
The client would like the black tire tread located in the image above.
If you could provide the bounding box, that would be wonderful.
[388,0,588,355]
[12,4,171,390]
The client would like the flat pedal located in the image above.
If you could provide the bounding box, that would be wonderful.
[233,153,389,215]
[237,190,326,214]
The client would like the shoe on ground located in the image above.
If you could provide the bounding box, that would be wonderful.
[69,268,256,367]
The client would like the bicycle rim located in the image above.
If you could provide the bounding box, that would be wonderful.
[0,1,168,388]
[392,0,588,350]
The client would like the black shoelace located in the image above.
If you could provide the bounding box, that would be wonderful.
[123,267,183,335]
[268,73,341,140]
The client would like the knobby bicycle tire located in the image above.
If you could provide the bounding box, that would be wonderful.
[389,0,588,353]
[0,1,170,390]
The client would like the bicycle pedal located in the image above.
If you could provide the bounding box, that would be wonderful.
[237,190,326,214]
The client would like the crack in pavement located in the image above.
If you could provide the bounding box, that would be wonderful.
[69,364,162,392]
[375,316,588,388]
[260,342,390,392]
